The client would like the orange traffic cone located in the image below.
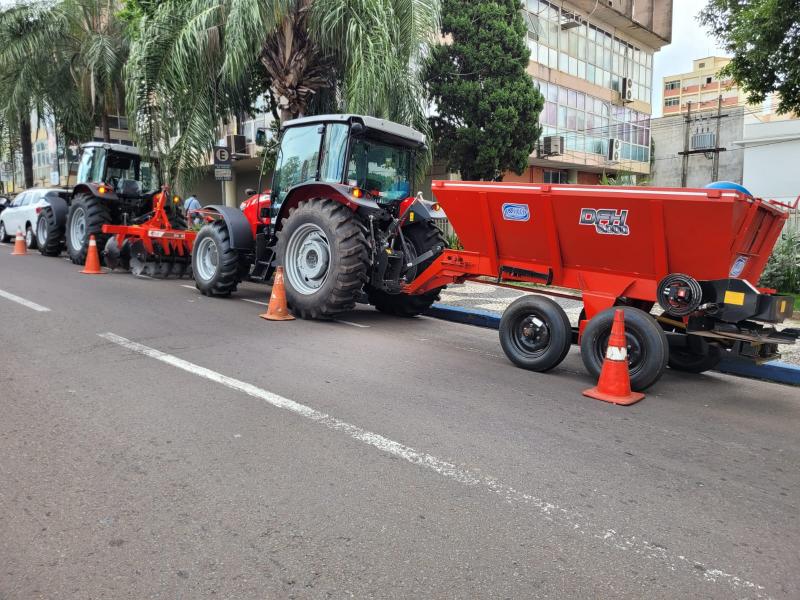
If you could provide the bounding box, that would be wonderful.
[259,266,295,321]
[583,309,645,406]
[11,228,26,255]
[80,235,104,274]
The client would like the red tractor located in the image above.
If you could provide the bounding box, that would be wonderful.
[192,114,447,318]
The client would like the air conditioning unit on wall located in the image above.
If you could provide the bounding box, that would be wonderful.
[542,135,564,156]
[607,138,621,162]
[622,78,634,103]
[226,134,247,156]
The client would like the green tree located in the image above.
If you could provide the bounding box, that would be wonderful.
[424,0,543,181]
[700,0,800,116]
[125,0,440,183]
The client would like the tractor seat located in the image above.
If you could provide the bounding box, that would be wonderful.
[116,179,143,198]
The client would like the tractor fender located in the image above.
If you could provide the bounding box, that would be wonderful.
[204,205,254,250]
[275,183,380,230]
[405,197,447,221]
[43,195,70,229]
[72,182,119,201]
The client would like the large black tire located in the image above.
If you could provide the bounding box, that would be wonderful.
[580,306,669,391]
[668,338,723,374]
[500,295,573,372]
[277,199,369,319]
[65,193,111,265]
[37,207,65,256]
[0,220,10,242]
[367,222,446,317]
[192,221,243,297]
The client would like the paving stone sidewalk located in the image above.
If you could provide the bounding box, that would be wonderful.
[438,280,800,366]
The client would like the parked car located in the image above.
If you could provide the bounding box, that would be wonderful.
[0,188,71,249]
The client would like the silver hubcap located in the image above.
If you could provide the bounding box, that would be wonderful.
[285,223,330,295]
[194,237,219,282]
[0,223,6,239]
[26,228,33,246]
[70,208,86,251]
[37,218,47,244]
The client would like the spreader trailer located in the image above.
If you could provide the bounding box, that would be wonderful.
[405,181,799,390]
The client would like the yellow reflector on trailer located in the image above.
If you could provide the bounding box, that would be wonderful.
[724,290,745,306]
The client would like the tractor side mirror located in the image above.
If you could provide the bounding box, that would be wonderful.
[255,128,268,147]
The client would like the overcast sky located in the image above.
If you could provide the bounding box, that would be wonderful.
[651,0,728,117]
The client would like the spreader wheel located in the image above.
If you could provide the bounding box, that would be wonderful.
[580,307,669,391]
[192,221,242,296]
[668,339,723,374]
[500,295,573,372]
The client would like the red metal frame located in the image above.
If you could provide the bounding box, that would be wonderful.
[102,186,196,258]
[406,181,792,336]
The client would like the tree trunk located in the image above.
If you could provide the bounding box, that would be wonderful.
[19,114,33,188]
[101,112,111,142]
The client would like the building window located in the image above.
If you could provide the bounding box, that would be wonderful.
[543,169,568,184]
[664,98,679,107]
[698,62,706,68]
[665,80,680,90]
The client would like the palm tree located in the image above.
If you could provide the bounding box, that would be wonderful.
[125,0,440,181]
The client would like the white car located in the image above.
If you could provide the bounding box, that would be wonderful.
[0,188,69,249]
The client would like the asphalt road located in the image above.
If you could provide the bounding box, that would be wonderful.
[1,244,799,599]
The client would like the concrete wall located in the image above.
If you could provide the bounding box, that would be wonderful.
[650,106,744,188]
[740,119,800,231]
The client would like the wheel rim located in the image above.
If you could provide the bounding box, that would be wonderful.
[26,228,33,247]
[510,312,552,358]
[0,223,5,239]
[37,218,47,244]
[285,223,331,295]
[595,328,646,376]
[194,237,219,282]
[69,207,86,252]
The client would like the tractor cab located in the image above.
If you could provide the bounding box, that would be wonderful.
[75,142,160,200]
[262,114,427,225]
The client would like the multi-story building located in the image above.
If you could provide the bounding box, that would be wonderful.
[662,56,796,123]
[505,0,673,184]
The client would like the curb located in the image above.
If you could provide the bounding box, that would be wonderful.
[427,303,800,387]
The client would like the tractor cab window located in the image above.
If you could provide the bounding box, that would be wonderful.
[320,124,349,182]
[104,152,160,192]
[346,139,412,202]
[76,147,106,184]
[271,125,323,210]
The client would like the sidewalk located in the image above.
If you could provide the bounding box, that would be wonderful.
[438,280,800,366]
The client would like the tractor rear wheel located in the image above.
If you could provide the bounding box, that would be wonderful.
[37,207,64,256]
[278,199,369,319]
[66,193,111,265]
[367,222,446,317]
[192,220,243,297]
[580,306,669,391]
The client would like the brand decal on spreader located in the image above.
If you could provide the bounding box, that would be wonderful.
[579,208,630,236]
[502,203,530,222]
[729,256,748,277]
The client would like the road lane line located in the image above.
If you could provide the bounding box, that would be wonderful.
[241,298,267,306]
[98,330,768,597]
[0,288,51,312]
[335,319,369,328]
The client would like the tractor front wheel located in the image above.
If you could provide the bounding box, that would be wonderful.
[66,194,111,265]
[278,199,368,319]
[192,221,243,297]
[37,207,64,256]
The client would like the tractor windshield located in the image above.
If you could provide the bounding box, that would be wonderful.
[105,151,160,192]
[346,138,412,202]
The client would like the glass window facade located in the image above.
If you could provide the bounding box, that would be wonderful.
[523,0,654,103]
[536,79,651,164]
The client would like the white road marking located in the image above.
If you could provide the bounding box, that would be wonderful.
[241,298,267,306]
[98,331,768,598]
[335,319,369,328]
[0,288,51,312]
[180,284,197,290]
